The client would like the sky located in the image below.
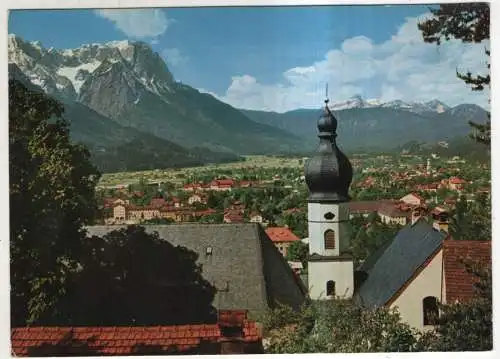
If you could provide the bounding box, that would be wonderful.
[8,5,490,112]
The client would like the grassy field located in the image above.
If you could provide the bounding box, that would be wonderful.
[97,155,305,187]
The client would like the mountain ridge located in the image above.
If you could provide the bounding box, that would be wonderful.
[8,33,303,156]
[9,33,490,161]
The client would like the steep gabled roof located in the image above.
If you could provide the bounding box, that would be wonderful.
[355,219,447,308]
[85,224,305,315]
[443,240,491,303]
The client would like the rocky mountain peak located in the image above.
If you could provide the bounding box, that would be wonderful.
[8,34,176,105]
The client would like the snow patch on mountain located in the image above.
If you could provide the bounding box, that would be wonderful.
[326,95,451,115]
[57,61,102,93]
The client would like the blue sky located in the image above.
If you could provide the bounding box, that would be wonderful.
[8,6,490,112]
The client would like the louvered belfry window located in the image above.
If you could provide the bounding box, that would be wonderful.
[324,230,336,249]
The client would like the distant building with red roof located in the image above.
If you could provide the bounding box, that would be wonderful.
[211,179,235,191]
[265,227,300,257]
[150,197,167,208]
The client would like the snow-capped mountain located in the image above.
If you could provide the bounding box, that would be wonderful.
[8,34,175,118]
[328,95,382,111]
[327,94,450,115]
[8,34,302,156]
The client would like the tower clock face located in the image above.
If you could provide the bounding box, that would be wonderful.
[324,212,336,220]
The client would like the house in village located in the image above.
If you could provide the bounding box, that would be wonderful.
[415,183,439,193]
[440,176,467,192]
[183,182,207,192]
[400,192,425,206]
[188,193,207,205]
[210,179,235,191]
[223,210,244,223]
[303,97,491,331]
[265,227,301,257]
[347,200,394,219]
[249,212,264,224]
[377,202,410,226]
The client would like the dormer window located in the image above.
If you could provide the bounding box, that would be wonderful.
[206,246,213,255]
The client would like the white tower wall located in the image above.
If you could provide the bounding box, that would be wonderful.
[307,201,354,300]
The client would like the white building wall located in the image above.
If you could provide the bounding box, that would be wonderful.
[308,260,354,299]
[389,249,443,331]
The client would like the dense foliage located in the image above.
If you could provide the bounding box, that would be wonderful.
[9,79,101,325]
[262,301,417,353]
[286,241,309,269]
[449,193,491,240]
[349,213,400,265]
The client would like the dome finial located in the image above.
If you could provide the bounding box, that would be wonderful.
[325,83,329,104]
[304,93,353,203]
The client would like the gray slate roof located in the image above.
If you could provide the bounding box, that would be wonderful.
[354,219,447,308]
[357,235,395,274]
[85,223,305,316]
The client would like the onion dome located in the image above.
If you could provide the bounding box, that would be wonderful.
[304,98,353,203]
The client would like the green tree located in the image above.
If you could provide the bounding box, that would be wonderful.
[418,3,490,145]
[263,300,417,353]
[9,80,101,326]
[286,241,308,269]
[48,226,217,326]
[449,194,491,240]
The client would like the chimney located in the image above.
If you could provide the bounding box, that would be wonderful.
[217,310,247,354]
[431,207,449,233]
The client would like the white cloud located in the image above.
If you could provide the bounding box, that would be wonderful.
[202,13,490,113]
[96,9,172,39]
[162,48,189,66]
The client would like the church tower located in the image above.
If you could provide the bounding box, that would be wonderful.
[304,95,354,300]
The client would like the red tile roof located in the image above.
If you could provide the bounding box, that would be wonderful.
[150,198,167,208]
[443,240,491,303]
[431,206,449,216]
[348,200,395,214]
[212,179,235,187]
[11,311,262,356]
[195,208,217,217]
[449,176,466,184]
[223,210,244,223]
[377,203,410,218]
[265,227,300,243]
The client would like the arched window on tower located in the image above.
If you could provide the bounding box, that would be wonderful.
[324,230,336,249]
[423,296,439,325]
[326,280,336,297]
